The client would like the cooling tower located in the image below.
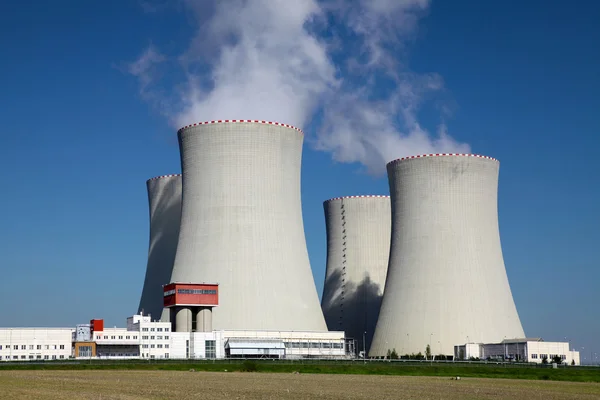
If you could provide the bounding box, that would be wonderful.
[138,174,182,322]
[168,120,326,331]
[369,154,525,357]
[321,195,391,354]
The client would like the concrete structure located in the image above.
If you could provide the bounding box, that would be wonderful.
[162,283,219,333]
[169,120,326,331]
[0,328,73,361]
[138,174,182,322]
[321,195,391,355]
[370,154,525,357]
[454,339,580,365]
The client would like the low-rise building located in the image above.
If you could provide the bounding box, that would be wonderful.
[454,338,580,365]
[0,328,73,361]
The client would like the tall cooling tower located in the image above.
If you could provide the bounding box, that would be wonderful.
[138,174,182,322]
[321,195,391,354]
[370,154,525,357]
[169,120,326,331]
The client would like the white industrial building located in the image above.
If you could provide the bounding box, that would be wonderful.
[370,154,525,357]
[1,313,348,361]
[321,195,391,355]
[454,339,580,365]
[138,174,182,322]
[169,120,326,331]
[0,328,73,361]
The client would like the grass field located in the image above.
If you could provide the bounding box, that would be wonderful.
[2,360,599,383]
[0,370,599,399]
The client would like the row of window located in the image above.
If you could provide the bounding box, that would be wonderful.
[141,327,169,332]
[0,355,65,360]
[141,353,169,359]
[177,289,217,295]
[141,344,170,349]
[141,335,169,340]
[96,335,138,340]
[284,342,344,349]
[531,353,567,360]
[1,344,65,351]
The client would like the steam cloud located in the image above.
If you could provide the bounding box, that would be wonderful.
[129,0,470,175]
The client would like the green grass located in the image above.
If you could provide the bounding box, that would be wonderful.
[1,360,598,383]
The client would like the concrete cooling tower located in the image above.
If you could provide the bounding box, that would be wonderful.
[321,195,391,355]
[168,120,326,331]
[138,174,182,322]
[369,154,525,357]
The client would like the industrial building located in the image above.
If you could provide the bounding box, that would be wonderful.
[454,339,580,365]
[0,313,348,361]
[168,120,326,331]
[138,174,182,322]
[321,195,391,355]
[0,328,73,361]
[370,154,525,357]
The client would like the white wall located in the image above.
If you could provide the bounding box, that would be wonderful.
[0,328,73,361]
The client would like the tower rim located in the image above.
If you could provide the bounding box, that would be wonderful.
[177,120,304,135]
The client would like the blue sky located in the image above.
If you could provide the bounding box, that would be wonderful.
[0,1,598,363]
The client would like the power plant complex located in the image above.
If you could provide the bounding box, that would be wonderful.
[0,120,580,364]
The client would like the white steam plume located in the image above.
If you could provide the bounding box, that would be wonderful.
[129,0,470,175]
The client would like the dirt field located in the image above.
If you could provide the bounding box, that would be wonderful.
[0,370,599,399]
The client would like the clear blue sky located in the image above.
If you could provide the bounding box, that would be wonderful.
[0,1,598,362]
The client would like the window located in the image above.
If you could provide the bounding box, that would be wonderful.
[165,344,169,348]
[21,345,26,350]
[14,345,18,350]
[165,328,170,332]
[45,345,49,350]
[52,355,56,360]
[21,355,26,359]
[531,354,538,359]
[133,336,138,340]
[143,345,148,349]
[126,336,130,340]
[111,336,116,340]
[119,336,123,340]
[165,353,169,359]
[13,356,18,360]
[150,344,155,348]
[157,344,163,348]
[165,336,169,340]
[157,328,163,332]
[60,345,64,350]
[151,336,155,340]
[29,345,34,350]
[37,345,41,350]
[53,345,57,350]
[142,328,149,332]
[205,340,216,359]
[29,355,34,359]
[0,356,2,360]
[561,355,566,360]
[142,336,148,340]
[36,355,41,359]
[44,355,49,360]
[104,336,108,339]
[157,336,162,340]
[150,328,155,332]
[0,345,2,350]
